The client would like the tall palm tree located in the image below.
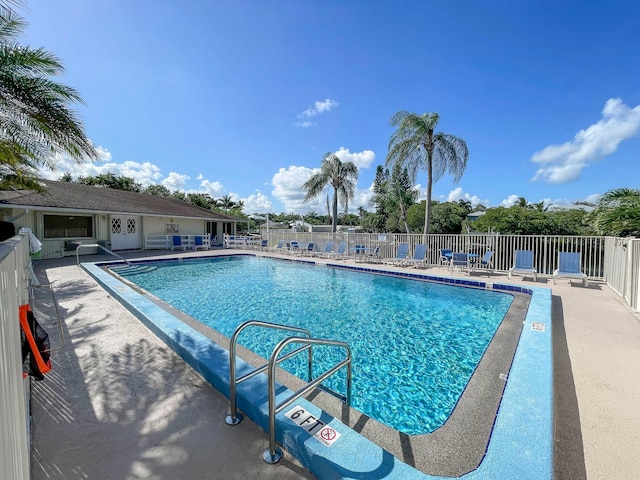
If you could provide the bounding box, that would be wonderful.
[0,8,98,189]
[590,188,640,236]
[386,111,468,234]
[302,152,358,232]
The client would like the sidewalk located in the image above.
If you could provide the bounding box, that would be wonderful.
[29,251,640,479]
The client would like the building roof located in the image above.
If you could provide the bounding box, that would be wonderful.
[0,180,241,222]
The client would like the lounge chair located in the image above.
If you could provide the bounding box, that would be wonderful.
[450,252,471,274]
[171,235,186,251]
[316,241,334,257]
[508,250,537,281]
[325,241,348,260]
[405,244,427,268]
[271,239,285,253]
[440,248,452,267]
[258,239,268,250]
[554,252,588,287]
[382,243,409,265]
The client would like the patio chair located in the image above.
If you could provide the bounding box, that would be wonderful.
[554,252,588,287]
[171,235,186,251]
[303,242,315,256]
[474,250,493,273]
[271,239,285,253]
[382,243,409,266]
[440,248,452,267]
[405,244,427,268]
[450,252,471,274]
[194,235,208,251]
[364,246,381,263]
[508,250,537,281]
[259,239,268,251]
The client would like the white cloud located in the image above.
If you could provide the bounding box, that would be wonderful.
[197,178,224,196]
[501,194,521,207]
[162,172,190,191]
[446,187,487,207]
[531,98,640,183]
[334,147,375,169]
[38,146,169,187]
[295,98,339,127]
[271,165,317,213]
[242,191,273,214]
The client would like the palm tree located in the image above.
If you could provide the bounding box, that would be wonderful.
[590,188,640,236]
[0,8,98,189]
[386,111,468,235]
[302,152,358,232]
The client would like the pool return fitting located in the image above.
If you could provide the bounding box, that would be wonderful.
[225,320,352,464]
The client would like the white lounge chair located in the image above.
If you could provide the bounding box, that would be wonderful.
[508,250,537,281]
[554,252,588,287]
[325,241,348,260]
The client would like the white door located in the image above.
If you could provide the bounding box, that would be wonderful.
[111,216,140,250]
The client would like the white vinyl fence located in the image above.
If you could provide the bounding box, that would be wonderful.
[0,233,31,480]
[264,232,609,278]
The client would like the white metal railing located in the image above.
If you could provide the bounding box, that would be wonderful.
[0,233,31,480]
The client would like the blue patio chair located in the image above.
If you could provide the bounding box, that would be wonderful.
[554,252,588,287]
[405,244,427,268]
[474,250,494,273]
[365,246,381,263]
[271,239,285,253]
[383,243,409,265]
[450,252,471,274]
[194,235,208,251]
[171,235,186,251]
[303,242,315,256]
[508,250,537,281]
[259,239,268,250]
[440,248,452,267]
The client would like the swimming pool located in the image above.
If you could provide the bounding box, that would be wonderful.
[86,253,553,479]
[113,255,513,435]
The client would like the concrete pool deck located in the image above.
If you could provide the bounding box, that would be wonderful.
[29,249,640,479]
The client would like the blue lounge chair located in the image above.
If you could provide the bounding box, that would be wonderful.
[405,244,427,268]
[316,241,334,257]
[326,241,348,260]
[383,243,409,265]
[171,235,185,251]
[554,252,588,287]
[508,250,537,281]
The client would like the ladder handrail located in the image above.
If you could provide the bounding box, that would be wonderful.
[75,243,133,265]
[265,336,351,464]
[226,320,312,425]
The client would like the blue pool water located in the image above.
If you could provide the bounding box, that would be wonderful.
[114,255,514,435]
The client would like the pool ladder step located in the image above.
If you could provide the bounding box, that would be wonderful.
[225,320,352,464]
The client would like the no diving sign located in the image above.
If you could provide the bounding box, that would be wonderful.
[284,405,341,447]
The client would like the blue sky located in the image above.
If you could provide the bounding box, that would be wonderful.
[21,0,640,214]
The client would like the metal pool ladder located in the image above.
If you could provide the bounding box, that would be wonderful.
[225,320,352,464]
